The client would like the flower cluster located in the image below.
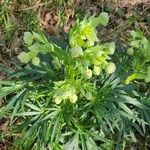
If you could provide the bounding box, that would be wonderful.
[69,20,99,48]
[53,80,93,104]
[126,30,150,84]
[68,14,116,81]
[54,87,78,104]
[18,12,116,105]
[69,43,116,79]
[18,32,53,66]
[53,81,77,104]
[69,12,109,48]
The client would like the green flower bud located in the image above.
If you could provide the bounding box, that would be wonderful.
[84,68,92,79]
[54,96,62,104]
[32,57,40,66]
[106,62,116,74]
[18,52,30,64]
[85,92,93,100]
[70,94,78,103]
[127,48,134,55]
[69,46,83,58]
[93,65,101,75]
[130,40,140,48]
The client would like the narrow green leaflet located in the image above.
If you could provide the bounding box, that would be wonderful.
[15,111,42,116]
[0,89,26,119]
[0,81,24,97]
[32,31,48,44]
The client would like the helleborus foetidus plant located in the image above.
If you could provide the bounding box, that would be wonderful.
[18,12,116,104]
[0,13,150,150]
[126,30,150,84]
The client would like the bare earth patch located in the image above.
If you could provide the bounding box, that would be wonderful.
[113,0,150,8]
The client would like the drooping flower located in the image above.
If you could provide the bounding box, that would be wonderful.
[105,62,116,74]
[69,94,78,103]
[54,96,62,104]
[84,68,92,79]
[85,92,93,100]
[69,46,83,58]
[127,48,134,55]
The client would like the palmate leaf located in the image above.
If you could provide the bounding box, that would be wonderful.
[85,135,101,150]
[64,134,79,150]
[40,108,60,122]
[0,89,27,119]
[15,117,41,149]
[115,94,150,110]
[10,90,29,123]
[94,92,146,143]
[0,81,24,97]
[14,115,40,132]
[13,105,62,149]
[94,73,150,139]
[51,113,62,143]
[0,85,22,97]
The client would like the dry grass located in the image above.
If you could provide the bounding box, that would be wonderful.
[113,0,150,8]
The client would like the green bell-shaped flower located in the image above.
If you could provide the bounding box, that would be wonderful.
[69,46,83,58]
[84,68,92,79]
[105,62,116,74]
